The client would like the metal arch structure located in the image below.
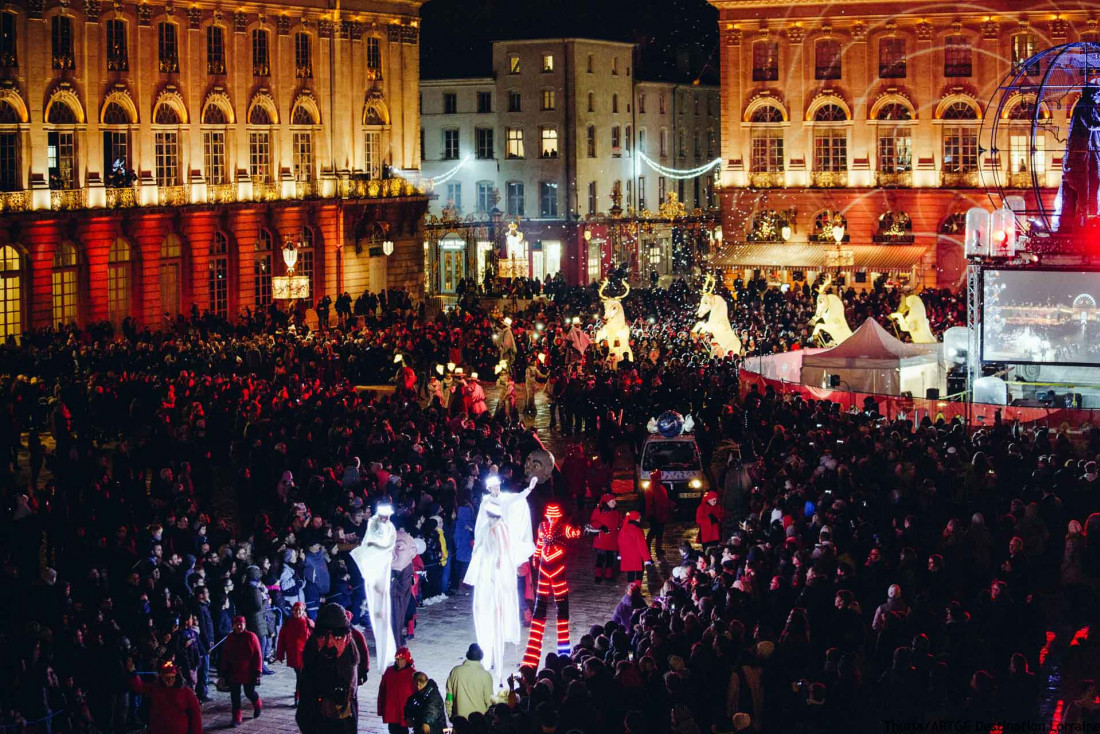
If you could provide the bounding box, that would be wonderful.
[981,41,1100,243]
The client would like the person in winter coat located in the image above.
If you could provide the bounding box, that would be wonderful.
[451,493,476,594]
[590,494,622,582]
[696,491,724,549]
[275,601,314,705]
[445,644,493,719]
[378,648,417,734]
[219,616,263,726]
[235,567,273,673]
[303,543,332,621]
[297,603,361,734]
[618,511,652,582]
[127,661,203,734]
[645,468,672,556]
[405,673,447,734]
[612,581,647,630]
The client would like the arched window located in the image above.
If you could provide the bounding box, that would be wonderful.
[749,105,784,178]
[811,103,847,181]
[102,101,133,188]
[813,103,848,122]
[875,102,913,182]
[47,100,79,189]
[208,232,229,317]
[160,234,182,317]
[877,211,913,241]
[0,244,22,338]
[941,101,979,180]
[254,230,272,306]
[107,238,131,326]
[249,104,273,184]
[52,241,78,326]
[0,100,20,191]
[202,102,230,186]
[941,212,966,234]
[153,104,181,187]
[299,227,315,293]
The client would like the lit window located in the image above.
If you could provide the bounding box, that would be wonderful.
[249,131,271,183]
[542,54,554,72]
[540,127,558,158]
[542,90,556,111]
[509,55,520,74]
[506,128,524,159]
[292,131,313,181]
[154,131,179,186]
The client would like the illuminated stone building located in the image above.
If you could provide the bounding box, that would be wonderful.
[706,0,1092,289]
[0,0,426,337]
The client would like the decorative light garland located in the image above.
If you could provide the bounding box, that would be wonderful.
[638,152,722,180]
[395,154,473,186]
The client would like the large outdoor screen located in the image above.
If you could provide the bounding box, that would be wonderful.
[982,269,1100,366]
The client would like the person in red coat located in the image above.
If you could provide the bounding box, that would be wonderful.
[219,615,263,726]
[378,647,417,734]
[645,469,672,557]
[275,601,313,706]
[590,494,622,582]
[618,511,653,582]
[696,491,724,549]
[128,661,203,734]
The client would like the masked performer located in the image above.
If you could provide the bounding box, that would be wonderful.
[350,503,396,666]
[521,502,592,668]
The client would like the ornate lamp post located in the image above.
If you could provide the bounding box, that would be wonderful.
[272,238,311,301]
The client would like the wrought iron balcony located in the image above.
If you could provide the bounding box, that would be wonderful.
[208,183,237,203]
[159,57,179,74]
[157,185,190,207]
[254,181,280,202]
[338,176,420,199]
[295,64,313,79]
[940,170,979,188]
[748,171,784,188]
[52,53,75,70]
[105,186,137,209]
[810,171,847,188]
[0,191,28,213]
[295,180,318,199]
[874,171,912,188]
[50,189,86,211]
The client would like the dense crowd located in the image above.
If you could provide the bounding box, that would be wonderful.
[0,276,997,734]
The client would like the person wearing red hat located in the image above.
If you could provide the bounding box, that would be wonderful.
[696,491,725,550]
[275,601,313,706]
[590,494,622,582]
[378,647,417,734]
[219,616,263,726]
[127,660,203,734]
[618,511,652,582]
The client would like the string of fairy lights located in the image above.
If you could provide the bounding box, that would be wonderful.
[637,152,722,180]
[395,154,473,187]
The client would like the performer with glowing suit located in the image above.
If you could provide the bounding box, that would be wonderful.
[521,502,589,668]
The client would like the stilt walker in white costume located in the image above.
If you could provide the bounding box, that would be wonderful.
[465,474,536,687]
[350,503,396,666]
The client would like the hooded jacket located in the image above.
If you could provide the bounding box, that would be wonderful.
[405,678,447,734]
[275,615,314,670]
[378,664,417,725]
[590,499,622,552]
[618,513,652,572]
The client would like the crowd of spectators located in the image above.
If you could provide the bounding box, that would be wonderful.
[0,275,1006,734]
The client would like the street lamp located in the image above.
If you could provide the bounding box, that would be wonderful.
[832,223,846,244]
[382,240,394,256]
[781,224,792,242]
[282,238,299,275]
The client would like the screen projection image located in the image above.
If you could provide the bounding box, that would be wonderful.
[982,270,1100,366]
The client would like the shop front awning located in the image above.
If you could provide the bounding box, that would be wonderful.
[713,244,929,271]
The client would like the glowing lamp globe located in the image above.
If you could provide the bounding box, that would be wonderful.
[655,410,685,438]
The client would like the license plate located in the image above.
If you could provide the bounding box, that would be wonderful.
[679,492,701,499]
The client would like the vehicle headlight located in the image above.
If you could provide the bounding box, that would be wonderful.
[689,478,703,489]
[641,480,651,489]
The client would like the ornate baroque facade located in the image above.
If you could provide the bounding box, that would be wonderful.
[0,0,426,337]
[706,0,1093,289]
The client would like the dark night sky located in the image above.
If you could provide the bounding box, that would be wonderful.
[419,0,719,83]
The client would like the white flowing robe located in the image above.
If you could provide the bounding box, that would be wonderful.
[350,516,396,666]
[464,483,535,686]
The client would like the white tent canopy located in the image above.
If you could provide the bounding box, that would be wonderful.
[801,318,945,396]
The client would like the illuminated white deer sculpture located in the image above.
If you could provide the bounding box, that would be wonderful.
[890,292,937,344]
[692,274,742,358]
[809,275,853,346]
[595,279,633,366]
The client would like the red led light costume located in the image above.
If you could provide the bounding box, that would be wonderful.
[521,503,584,667]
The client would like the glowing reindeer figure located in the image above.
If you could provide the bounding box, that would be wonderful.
[809,275,853,346]
[890,291,937,344]
[595,279,633,366]
[692,274,742,358]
